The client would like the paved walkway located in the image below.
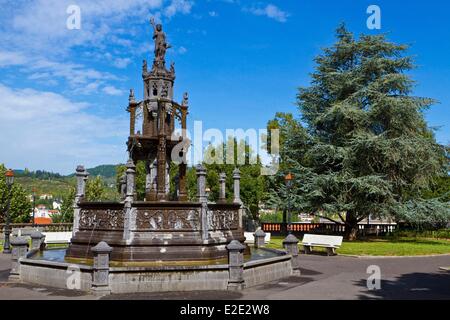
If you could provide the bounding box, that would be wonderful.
[0,253,449,300]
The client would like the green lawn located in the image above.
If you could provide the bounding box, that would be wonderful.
[267,236,450,256]
[0,240,68,251]
[2,237,449,256]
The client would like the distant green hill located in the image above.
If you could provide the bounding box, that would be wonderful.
[64,164,121,179]
[14,169,63,179]
[13,164,122,199]
[15,176,74,199]
[85,164,120,178]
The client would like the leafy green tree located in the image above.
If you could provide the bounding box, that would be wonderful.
[422,175,450,202]
[56,187,76,223]
[115,162,147,200]
[268,25,448,239]
[202,137,267,220]
[0,164,32,223]
[421,146,450,205]
[85,176,108,201]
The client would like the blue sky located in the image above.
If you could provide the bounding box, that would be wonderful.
[0,0,449,174]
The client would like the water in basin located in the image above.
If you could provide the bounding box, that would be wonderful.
[31,246,284,267]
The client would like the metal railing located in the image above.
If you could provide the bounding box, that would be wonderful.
[0,223,73,233]
[261,222,397,236]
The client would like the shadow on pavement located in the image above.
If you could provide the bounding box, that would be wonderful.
[355,271,450,300]
[299,267,322,276]
[7,282,90,297]
[0,269,10,282]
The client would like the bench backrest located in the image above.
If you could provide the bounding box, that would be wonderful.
[302,234,343,247]
[43,232,72,244]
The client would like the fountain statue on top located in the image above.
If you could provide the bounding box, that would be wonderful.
[150,17,171,67]
[65,20,247,263]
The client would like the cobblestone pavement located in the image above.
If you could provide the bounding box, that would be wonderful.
[0,252,449,300]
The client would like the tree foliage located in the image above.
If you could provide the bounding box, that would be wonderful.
[0,164,32,223]
[201,138,267,220]
[267,25,449,239]
[53,187,76,223]
[85,175,108,201]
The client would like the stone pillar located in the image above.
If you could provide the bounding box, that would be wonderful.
[178,162,187,201]
[227,240,246,290]
[119,174,126,201]
[125,159,136,201]
[196,164,208,240]
[283,234,301,276]
[145,160,152,200]
[218,172,226,203]
[128,89,136,136]
[254,228,266,248]
[124,159,136,240]
[178,104,188,201]
[157,136,167,201]
[233,168,244,229]
[196,164,207,202]
[91,241,113,296]
[30,231,45,251]
[156,102,167,201]
[148,159,157,201]
[165,156,170,194]
[73,165,89,236]
[9,237,28,280]
[233,168,241,204]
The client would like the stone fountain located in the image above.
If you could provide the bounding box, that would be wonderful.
[9,20,299,294]
[65,18,245,264]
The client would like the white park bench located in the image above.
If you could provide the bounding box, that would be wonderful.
[301,234,343,256]
[42,232,72,245]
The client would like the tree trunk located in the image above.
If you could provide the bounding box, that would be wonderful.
[345,224,359,241]
[344,213,359,241]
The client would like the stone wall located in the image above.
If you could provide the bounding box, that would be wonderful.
[20,260,92,292]
[17,251,293,294]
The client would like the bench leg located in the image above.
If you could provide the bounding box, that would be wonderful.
[326,247,336,256]
[304,246,311,254]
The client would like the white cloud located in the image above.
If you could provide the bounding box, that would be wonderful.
[0,51,27,67]
[0,0,199,96]
[178,46,188,54]
[0,0,201,173]
[113,57,132,69]
[0,50,123,95]
[208,11,218,17]
[245,4,289,23]
[164,0,194,18]
[0,0,195,64]
[7,0,164,52]
[0,84,127,174]
[102,85,125,96]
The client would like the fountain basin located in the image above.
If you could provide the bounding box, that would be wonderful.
[17,247,294,293]
[66,201,247,262]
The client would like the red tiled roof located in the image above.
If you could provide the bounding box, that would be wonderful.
[34,217,52,224]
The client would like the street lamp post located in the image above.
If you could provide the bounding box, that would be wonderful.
[284,172,293,235]
[32,188,36,227]
[3,169,14,254]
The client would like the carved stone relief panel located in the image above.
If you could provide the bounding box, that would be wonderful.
[135,208,200,231]
[208,209,239,230]
[79,209,124,230]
